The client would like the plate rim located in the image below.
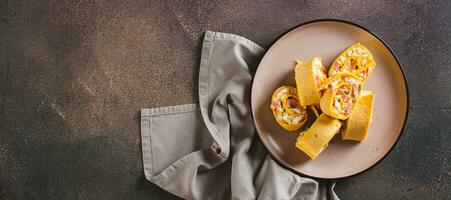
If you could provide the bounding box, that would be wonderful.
[250,18,410,180]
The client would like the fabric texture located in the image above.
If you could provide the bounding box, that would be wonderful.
[141,31,339,200]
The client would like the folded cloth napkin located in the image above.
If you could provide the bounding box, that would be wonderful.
[141,31,339,200]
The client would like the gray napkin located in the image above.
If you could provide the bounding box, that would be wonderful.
[141,31,339,200]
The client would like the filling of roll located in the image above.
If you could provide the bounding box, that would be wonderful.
[357,65,373,80]
[331,76,360,116]
[313,60,328,87]
[271,87,307,126]
[329,43,375,81]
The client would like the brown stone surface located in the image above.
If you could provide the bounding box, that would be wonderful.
[0,0,450,199]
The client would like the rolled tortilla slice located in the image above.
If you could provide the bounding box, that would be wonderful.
[320,72,362,120]
[342,90,375,141]
[295,58,327,106]
[329,43,376,83]
[270,86,308,132]
[295,113,342,159]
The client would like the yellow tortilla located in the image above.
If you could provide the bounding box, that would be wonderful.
[270,86,308,132]
[320,73,362,120]
[295,113,342,159]
[329,43,376,83]
[295,58,327,106]
[342,90,375,141]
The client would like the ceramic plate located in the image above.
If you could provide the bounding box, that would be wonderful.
[251,19,408,179]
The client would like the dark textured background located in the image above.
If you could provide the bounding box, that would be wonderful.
[1,0,450,199]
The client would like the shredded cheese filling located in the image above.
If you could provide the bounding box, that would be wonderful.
[271,87,307,125]
[332,77,360,116]
[330,44,375,81]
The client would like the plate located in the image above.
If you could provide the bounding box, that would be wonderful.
[251,19,408,179]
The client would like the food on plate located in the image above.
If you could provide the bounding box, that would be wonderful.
[328,43,376,83]
[319,72,362,120]
[270,86,308,131]
[295,58,327,106]
[268,42,377,159]
[295,113,342,159]
[342,90,375,141]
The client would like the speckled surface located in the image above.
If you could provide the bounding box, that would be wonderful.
[0,0,449,199]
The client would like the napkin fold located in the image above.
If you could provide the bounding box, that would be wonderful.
[141,31,339,200]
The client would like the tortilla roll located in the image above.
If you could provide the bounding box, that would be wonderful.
[328,43,376,83]
[270,86,308,132]
[295,113,342,159]
[295,58,327,106]
[342,90,375,141]
[320,73,362,120]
